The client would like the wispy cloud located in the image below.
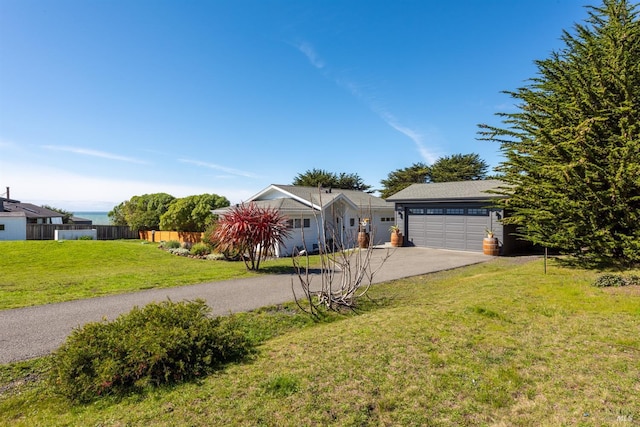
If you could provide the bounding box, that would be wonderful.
[294,41,325,69]
[372,109,439,164]
[337,75,440,164]
[292,41,439,164]
[41,145,147,164]
[0,160,255,210]
[179,159,259,178]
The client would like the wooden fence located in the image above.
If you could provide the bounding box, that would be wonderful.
[27,224,138,240]
[138,230,204,244]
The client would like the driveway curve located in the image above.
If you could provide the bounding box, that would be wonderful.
[0,247,491,364]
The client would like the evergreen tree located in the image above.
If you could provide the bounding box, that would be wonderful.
[379,162,430,198]
[479,0,640,266]
[428,153,488,183]
[293,168,371,191]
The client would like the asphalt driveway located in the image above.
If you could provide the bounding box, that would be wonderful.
[0,247,491,364]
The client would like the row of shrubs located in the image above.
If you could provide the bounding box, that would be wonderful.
[592,273,640,287]
[158,240,224,259]
[49,299,253,403]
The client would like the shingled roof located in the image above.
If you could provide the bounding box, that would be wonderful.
[386,180,507,202]
[1,201,64,219]
[271,185,392,209]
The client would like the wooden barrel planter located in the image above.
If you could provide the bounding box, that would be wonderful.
[358,231,370,249]
[483,237,500,256]
[390,232,403,247]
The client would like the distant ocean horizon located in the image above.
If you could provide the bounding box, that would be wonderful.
[73,211,111,225]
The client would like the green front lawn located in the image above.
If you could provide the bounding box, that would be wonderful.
[1,257,638,426]
[0,240,304,310]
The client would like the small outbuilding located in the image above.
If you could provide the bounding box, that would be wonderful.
[386,180,520,255]
[0,212,27,240]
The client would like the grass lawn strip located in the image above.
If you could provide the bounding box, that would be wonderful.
[0,240,302,310]
[0,257,638,425]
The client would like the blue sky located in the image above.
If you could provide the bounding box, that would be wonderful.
[1,0,590,212]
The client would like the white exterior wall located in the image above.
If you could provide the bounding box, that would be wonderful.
[278,214,322,256]
[0,215,27,240]
[55,229,98,240]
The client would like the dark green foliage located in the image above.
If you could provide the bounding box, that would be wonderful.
[428,153,489,183]
[478,0,640,267]
[592,273,640,287]
[380,162,430,198]
[49,300,252,403]
[77,235,93,240]
[163,240,181,249]
[293,168,371,191]
[108,193,176,230]
[380,154,488,198]
[159,194,229,232]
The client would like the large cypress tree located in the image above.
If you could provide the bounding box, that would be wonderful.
[479,0,640,267]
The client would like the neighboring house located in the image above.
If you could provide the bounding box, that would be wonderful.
[1,201,64,224]
[386,180,521,254]
[215,184,395,257]
[0,212,27,240]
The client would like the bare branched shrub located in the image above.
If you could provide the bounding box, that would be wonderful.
[291,191,392,317]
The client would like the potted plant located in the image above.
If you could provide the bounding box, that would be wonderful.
[390,225,403,247]
[483,228,499,255]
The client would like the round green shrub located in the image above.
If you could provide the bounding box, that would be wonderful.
[168,247,190,256]
[49,300,252,402]
[190,242,211,256]
[165,240,181,249]
[592,274,626,287]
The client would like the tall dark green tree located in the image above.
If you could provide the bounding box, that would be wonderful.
[379,162,430,198]
[479,0,640,266]
[428,153,489,183]
[293,168,371,191]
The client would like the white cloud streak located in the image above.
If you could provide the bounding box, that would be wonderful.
[0,161,254,211]
[178,159,259,178]
[41,145,147,164]
[293,40,439,164]
[295,41,325,69]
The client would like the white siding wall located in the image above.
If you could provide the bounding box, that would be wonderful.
[0,216,27,240]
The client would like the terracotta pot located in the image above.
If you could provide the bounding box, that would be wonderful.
[483,237,499,256]
[358,231,370,249]
[390,232,403,247]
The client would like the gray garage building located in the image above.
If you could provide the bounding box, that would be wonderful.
[386,180,519,254]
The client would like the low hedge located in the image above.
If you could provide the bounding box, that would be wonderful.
[49,299,253,402]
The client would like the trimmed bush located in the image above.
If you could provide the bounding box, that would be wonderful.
[77,235,94,240]
[168,248,190,256]
[593,274,636,288]
[164,240,181,249]
[190,242,211,256]
[49,300,252,403]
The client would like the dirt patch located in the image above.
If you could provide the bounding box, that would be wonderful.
[602,285,640,297]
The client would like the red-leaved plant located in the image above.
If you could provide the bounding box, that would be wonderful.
[212,202,291,270]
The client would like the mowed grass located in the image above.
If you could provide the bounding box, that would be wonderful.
[1,257,638,426]
[0,240,301,310]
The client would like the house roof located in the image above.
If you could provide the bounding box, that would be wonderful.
[2,202,64,219]
[386,179,507,202]
[0,211,27,218]
[261,185,393,210]
[213,184,394,216]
